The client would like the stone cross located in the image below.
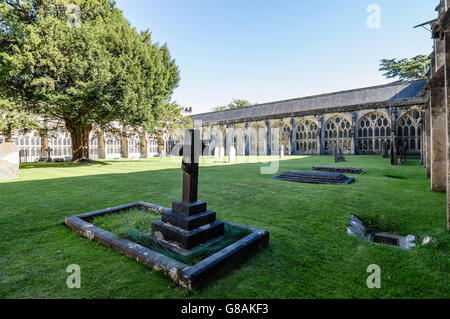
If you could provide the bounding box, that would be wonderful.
[400,140,408,164]
[334,145,346,162]
[182,129,201,204]
[391,138,398,165]
[381,141,389,158]
[46,147,53,162]
[151,128,225,251]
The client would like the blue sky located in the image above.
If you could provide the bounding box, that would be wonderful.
[115,0,437,114]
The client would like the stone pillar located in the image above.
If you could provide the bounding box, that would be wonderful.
[97,131,106,159]
[352,113,358,155]
[319,116,325,155]
[419,121,424,166]
[244,123,250,156]
[210,126,215,156]
[430,86,447,192]
[290,118,296,155]
[228,145,236,163]
[225,124,233,156]
[447,85,450,231]
[390,108,398,165]
[266,120,271,155]
[425,99,432,177]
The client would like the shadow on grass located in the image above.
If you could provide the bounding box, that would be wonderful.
[20,160,111,169]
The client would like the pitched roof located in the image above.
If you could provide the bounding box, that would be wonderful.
[191,80,426,124]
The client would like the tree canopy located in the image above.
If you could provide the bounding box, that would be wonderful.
[213,99,252,112]
[147,101,192,157]
[0,0,180,160]
[379,55,430,81]
[0,93,38,142]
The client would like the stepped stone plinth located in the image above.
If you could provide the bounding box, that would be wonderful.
[274,171,355,185]
[151,129,224,250]
[312,166,366,175]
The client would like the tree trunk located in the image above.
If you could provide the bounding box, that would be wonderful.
[40,120,49,157]
[139,132,147,158]
[5,127,13,143]
[41,133,48,158]
[97,131,106,159]
[158,137,166,158]
[66,122,92,162]
[121,134,129,159]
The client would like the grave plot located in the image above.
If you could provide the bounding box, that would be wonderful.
[312,166,366,175]
[65,129,269,289]
[274,171,355,185]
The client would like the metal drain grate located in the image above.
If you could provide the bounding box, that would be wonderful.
[372,234,400,246]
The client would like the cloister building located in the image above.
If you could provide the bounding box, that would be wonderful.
[191,80,427,158]
[0,128,161,163]
[0,81,427,163]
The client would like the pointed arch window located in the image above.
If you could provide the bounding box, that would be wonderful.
[357,113,391,153]
[295,119,318,153]
[324,116,352,152]
[398,110,422,152]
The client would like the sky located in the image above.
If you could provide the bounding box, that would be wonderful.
[115,0,437,114]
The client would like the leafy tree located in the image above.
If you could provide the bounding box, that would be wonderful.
[146,102,192,158]
[379,55,430,81]
[213,99,252,111]
[0,95,39,142]
[0,0,180,161]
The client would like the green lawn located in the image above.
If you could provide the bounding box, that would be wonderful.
[0,155,448,299]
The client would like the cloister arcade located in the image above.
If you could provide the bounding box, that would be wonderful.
[195,108,424,157]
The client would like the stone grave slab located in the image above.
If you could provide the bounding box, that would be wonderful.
[274,171,355,185]
[312,166,366,175]
[0,143,19,180]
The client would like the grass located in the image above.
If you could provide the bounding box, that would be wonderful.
[90,209,250,265]
[91,208,161,239]
[0,155,448,298]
